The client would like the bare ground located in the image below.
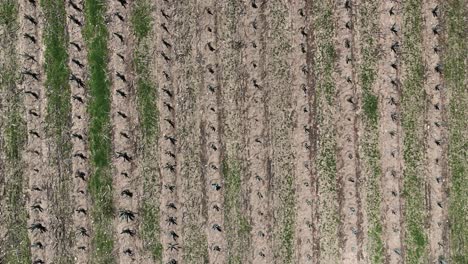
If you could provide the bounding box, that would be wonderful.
[333,0,365,263]
[154,1,184,263]
[290,0,316,263]
[197,1,228,262]
[422,1,450,262]
[241,1,273,263]
[18,0,56,263]
[376,1,405,263]
[65,0,92,262]
[2,0,464,263]
[107,0,143,262]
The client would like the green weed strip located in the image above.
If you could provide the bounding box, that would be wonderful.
[41,0,74,261]
[84,0,114,262]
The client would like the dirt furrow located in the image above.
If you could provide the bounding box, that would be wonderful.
[333,0,364,262]
[65,0,91,262]
[241,0,272,262]
[18,0,55,262]
[376,1,405,263]
[290,0,316,262]
[422,1,450,261]
[197,1,228,262]
[107,0,142,262]
[154,1,182,263]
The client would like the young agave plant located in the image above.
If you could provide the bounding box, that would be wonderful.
[119,209,136,222]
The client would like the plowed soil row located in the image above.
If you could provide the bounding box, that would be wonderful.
[242,1,272,262]
[197,1,228,263]
[333,0,364,262]
[65,0,91,262]
[107,0,142,262]
[18,0,54,262]
[154,1,182,263]
[422,1,450,261]
[376,1,405,263]
[290,0,317,263]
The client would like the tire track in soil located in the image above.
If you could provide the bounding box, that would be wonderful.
[106,0,142,262]
[376,1,405,263]
[155,1,182,263]
[65,1,91,262]
[422,2,450,261]
[197,1,228,263]
[333,0,364,262]
[241,1,272,263]
[18,0,55,262]
[290,0,316,262]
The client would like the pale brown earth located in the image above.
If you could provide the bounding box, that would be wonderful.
[66,0,92,262]
[197,1,228,263]
[1,0,464,263]
[241,1,273,263]
[376,1,405,263]
[18,0,56,263]
[154,1,183,263]
[333,0,364,263]
[290,0,316,263]
[422,1,450,261]
[107,0,143,262]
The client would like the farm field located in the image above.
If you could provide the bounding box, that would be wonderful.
[0,0,466,263]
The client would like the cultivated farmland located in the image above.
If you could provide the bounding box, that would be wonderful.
[0,0,466,264]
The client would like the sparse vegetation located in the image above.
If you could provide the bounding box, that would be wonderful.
[444,0,467,262]
[0,1,464,262]
[402,0,428,262]
[0,1,31,263]
[358,1,384,263]
[313,0,339,262]
[223,158,250,264]
[131,0,162,261]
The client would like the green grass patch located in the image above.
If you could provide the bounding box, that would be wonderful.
[40,0,74,260]
[131,0,152,41]
[362,91,378,124]
[131,0,158,139]
[223,158,250,264]
[444,0,467,262]
[83,0,114,262]
[41,0,71,135]
[402,0,428,262]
